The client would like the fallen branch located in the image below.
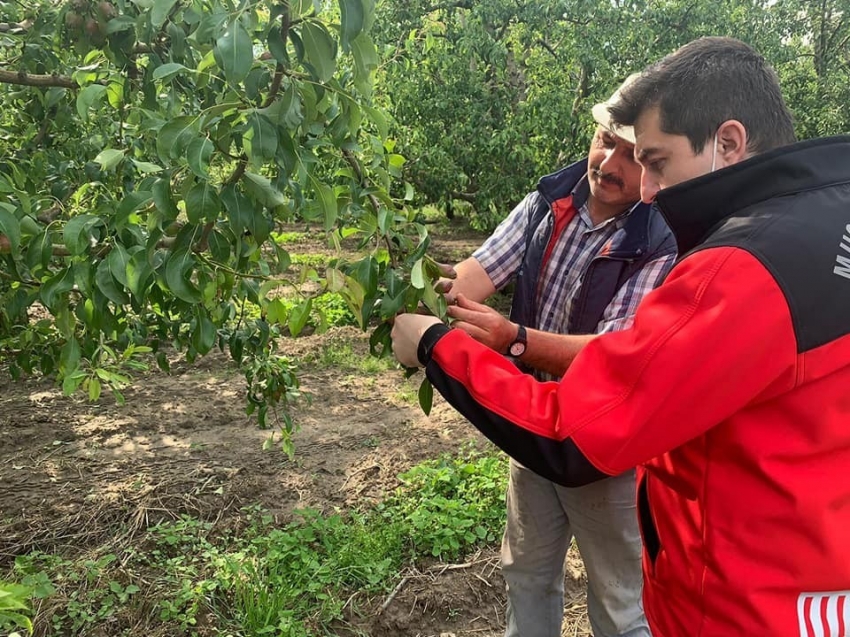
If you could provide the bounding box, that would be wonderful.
[378,575,410,614]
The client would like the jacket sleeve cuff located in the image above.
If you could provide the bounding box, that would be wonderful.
[418,323,451,366]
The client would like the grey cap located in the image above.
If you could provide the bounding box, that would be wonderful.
[591,73,641,144]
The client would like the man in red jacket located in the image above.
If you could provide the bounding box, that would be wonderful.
[391,36,850,636]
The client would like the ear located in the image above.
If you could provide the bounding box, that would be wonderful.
[716,120,749,166]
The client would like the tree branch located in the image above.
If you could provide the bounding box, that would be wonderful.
[342,149,397,265]
[0,69,77,89]
[423,0,473,13]
[449,190,477,203]
[0,20,33,34]
[536,38,558,59]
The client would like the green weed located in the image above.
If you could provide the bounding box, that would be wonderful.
[313,337,395,373]
[6,449,507,635]
[272,231,311,245]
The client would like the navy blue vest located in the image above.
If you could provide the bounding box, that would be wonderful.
[509,159,676,336]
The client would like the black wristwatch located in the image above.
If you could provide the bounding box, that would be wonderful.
[507,324,527,357]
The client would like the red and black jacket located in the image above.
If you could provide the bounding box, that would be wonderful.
[418,136,850,636]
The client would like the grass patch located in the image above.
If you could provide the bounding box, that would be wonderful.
[290,253,329,270]
[311,337,395,373]
[7,449,507,636]
[272,231,311,245]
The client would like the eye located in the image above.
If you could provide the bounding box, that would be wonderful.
[648,159,665,174]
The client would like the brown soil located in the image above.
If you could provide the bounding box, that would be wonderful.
[0,221,591,637]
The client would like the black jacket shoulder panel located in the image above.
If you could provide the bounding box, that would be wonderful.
[697,183,850,353]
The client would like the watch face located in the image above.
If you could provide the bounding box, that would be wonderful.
[509,341,526,357]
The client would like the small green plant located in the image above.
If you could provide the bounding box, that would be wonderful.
[384,449,508,559]
[6,450,507,635]
[290,253,330,270]
[271,231,311,245]
[0,580,34,634]
[314,337,396,373]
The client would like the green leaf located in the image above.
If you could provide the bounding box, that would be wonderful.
[264,84,304,129]
[126,250,153,300]
[314,182,337,231]
[301,22,336,82]
[208,230,229,262]
[327,267,346,292]
[246,112,278,161]
[186,136,214,177]
[288,0,315,18]
[214,21,253,85]
[339,0,365,51]
[106,15,136,34]
[410,258,425,289]
[74,261,94,298]
[151,0,179,29]
[115,191,152,228]
[244,172,285,208]
[339,274,366,327]
[288,297,312,337]
[0,207,21,254]
[369,321,392,356]
[39,267,75,310]
[59,337,81,376]
[192,10,228,44]
[156,116,199,162]
[192,309,217,355]
[1,610,32,633]
[76,85,107,121]
[26,230,53,277]
[185,182,221,223]
[268,25,289,66]
[152,62,188,81]
[350,255,378,297]
[247,207,271,244]
[351,33,378,93]
[379,289,407,319]
[421,279,447,319]
[272,240,291,273]
[220,185,251,235]
[418,377,434,415]
[378,207,391,234]
[96,259,130,305]
[89,377,102,401]
[132,160,163,174]
[94,148,125,171]
[363,104,388,139]
[152,178,179,219]
[107,78,124,109]
[108,244,131,287]
[63,215,101,255]
[164,248,202,303]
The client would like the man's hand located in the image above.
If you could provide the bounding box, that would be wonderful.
[433,261,458,302]
[447,293,517,354]
[391,313,442,368]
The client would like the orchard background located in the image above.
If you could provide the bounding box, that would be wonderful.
[1,0,848,634]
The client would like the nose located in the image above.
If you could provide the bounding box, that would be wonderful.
[640,170,660,204]
[599,147,617,172]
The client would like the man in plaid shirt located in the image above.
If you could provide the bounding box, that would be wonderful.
[437,77,676,637]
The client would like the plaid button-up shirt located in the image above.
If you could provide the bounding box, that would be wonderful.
[474,177,676,381]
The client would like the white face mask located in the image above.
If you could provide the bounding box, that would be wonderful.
[710,133,719,172]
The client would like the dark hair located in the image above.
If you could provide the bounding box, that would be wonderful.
[609,37,796,154]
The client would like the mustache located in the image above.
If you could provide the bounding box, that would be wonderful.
[591,168,624,189]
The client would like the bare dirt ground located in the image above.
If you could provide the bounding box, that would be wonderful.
[0,222,591,636]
